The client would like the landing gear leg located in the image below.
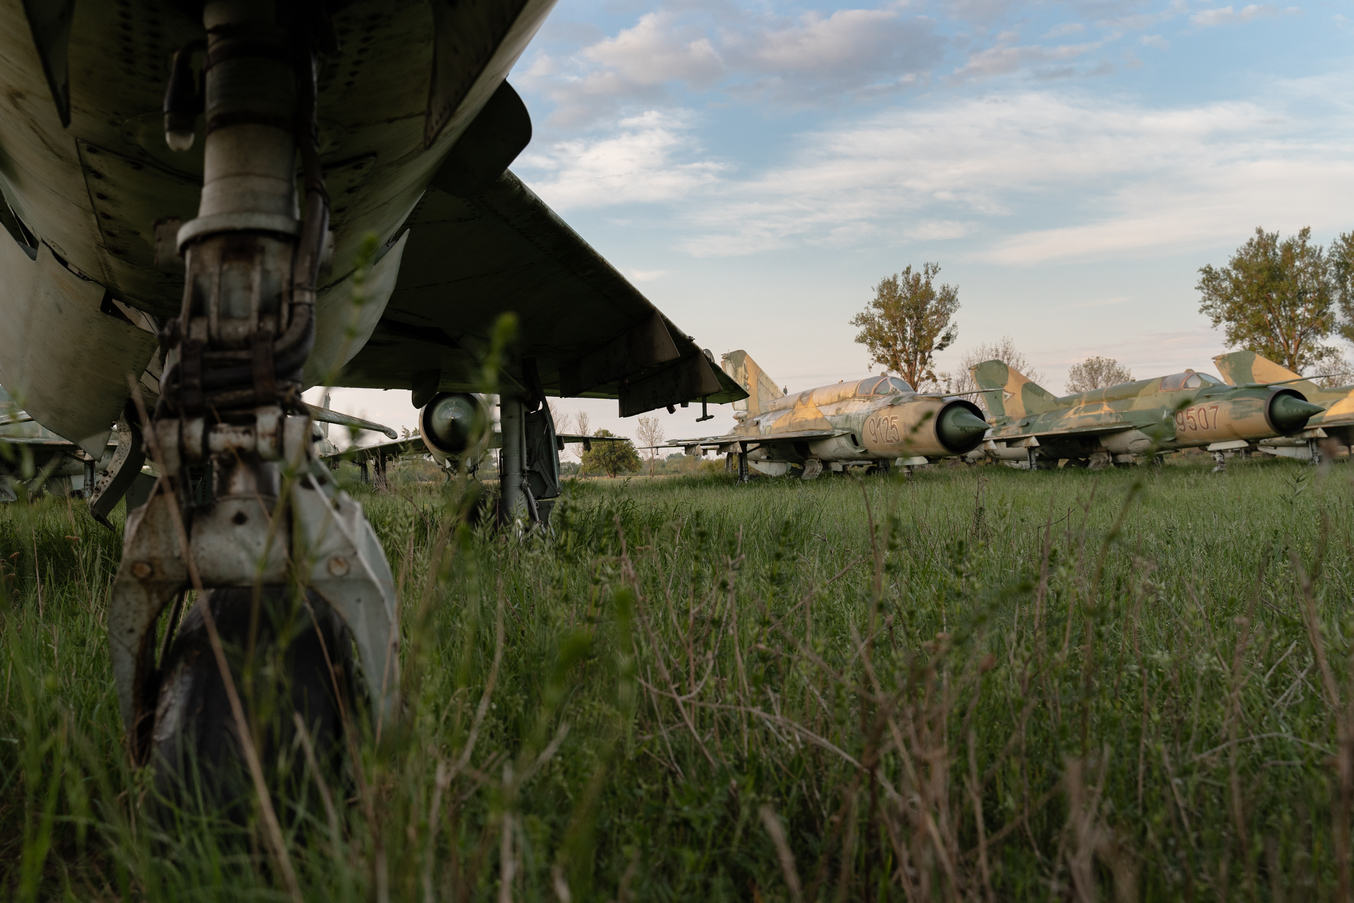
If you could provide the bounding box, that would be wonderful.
[737,449,749,483]
[1212,451,1227,473]
[1026,448,1038,471]
[109,4,398,792]
[499,395,526,521]
[1309,438,1321,465]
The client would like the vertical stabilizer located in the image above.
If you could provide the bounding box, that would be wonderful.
[721,350,785,417]
[1212,351,1323,394]
[971,360,1058,420]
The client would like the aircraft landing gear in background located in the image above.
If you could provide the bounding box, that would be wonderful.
[1212,451,1227,472]
[865,459,892,477]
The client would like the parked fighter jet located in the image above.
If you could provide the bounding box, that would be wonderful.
[0,386,114,500]
[669,351,990,480]
[1213,351,1354,462]
[972,360,1324,469]
[0,1,743,783]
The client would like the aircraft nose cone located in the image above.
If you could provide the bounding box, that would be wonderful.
[939,406,989,452]
[1269,393,1325,433]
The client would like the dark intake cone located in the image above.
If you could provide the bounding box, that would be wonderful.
[938,406,990,452]
[1268,393,1325,434]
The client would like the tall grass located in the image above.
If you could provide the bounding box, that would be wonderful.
[3,456,1354,900]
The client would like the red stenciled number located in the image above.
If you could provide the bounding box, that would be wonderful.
[1185,409,1197,431]
[1209,405,1220,431]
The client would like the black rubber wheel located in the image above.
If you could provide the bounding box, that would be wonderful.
[150,587,356,824]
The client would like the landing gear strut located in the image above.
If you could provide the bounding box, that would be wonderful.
[109,2,398,786]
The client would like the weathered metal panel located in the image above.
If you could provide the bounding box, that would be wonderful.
[559,312,679,397]
[306,231,408,387]
[618,353,723,418]
[0,237,157,455]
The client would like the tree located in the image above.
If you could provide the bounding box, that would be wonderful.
[1065,356,1133,394]
[580,429,641,478]
[851,263,959,390]
[635,416,664,475]
[571,410,590,462]
[1197,227,1341,374]
[939,336,1043,414]
[1331,230,1354,343]
[549,400,572,436]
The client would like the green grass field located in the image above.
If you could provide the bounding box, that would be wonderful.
[4,456,1354,900]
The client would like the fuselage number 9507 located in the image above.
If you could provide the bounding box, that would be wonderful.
[1174,404,1219,433]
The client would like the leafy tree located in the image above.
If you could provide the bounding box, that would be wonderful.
[635,416,664,475]
[569,410,590,462]
[1331,230,1354,342]
[580,429,641,478]
[940,336,1042,414]
[851,263,959,390]
[1197,227,1341,373]
[1065,356,1133,394]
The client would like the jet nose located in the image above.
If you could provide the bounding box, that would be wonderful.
[1268,393,1325,433]
[938,406,989,452]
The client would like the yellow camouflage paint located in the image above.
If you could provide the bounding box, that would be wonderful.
[971,359,1323,465]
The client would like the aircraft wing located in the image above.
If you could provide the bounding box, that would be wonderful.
[336,173,748,417]
[669,429,849,448]
[326,437,427,464]
[990,417,1161,442]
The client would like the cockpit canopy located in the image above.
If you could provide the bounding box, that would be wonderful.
[1159,370,1223,392]
[859,376,913,396]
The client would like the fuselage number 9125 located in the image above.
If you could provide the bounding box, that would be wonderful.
[866,415,901,446]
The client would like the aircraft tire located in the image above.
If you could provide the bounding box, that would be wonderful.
[150,587,355,824]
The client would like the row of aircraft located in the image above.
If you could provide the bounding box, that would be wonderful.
[0,0,1333,809]
[662,348,1337,477]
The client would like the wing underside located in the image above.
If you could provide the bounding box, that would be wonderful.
[337,172,746,417]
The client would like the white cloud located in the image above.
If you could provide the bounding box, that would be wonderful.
[627,269,670,282]
[904,220,975,240]
[951,39,1106,82]
[1139,34,1170,49]
[1190,4,1299,27]
[520,4,946,125]
[583,12,724,88]
[516,89,1348,263]
[1043,22,1086,38]
[518,110,728,208]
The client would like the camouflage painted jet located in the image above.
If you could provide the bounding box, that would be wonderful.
[972,360,1324,469]
[0,0,743,774]
[670,351,990,480]
[0,385,115,501]
[1213,351,1354,462]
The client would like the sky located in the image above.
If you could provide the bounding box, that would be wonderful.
[318,0,1354,454]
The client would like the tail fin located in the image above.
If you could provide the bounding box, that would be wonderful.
[1212,350,1314,388]
[721,350,785,418]
[971,359,1058,420]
